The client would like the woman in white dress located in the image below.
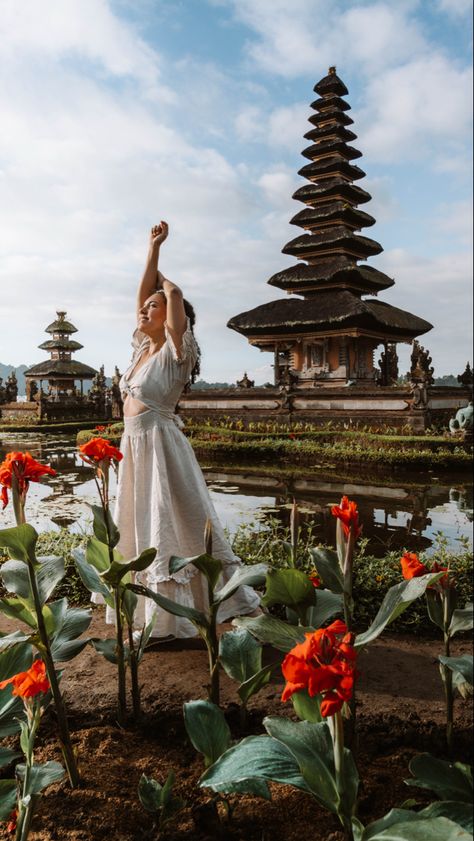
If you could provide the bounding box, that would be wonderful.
[114,222,260,638]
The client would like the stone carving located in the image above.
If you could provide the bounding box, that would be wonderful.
[236,372,254,389]
[410,381,428,410]
[25,380,39,402]
[457,362,473,388]
[408,340,434,385]
[4,371,18,402]
[377,343,398,386]
[111,366,123,419]
[0,378,6,404]
[449,401,473,436]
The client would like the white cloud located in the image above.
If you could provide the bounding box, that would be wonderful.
[435,0,473,17]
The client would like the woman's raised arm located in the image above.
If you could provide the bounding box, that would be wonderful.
[136,222,169,320]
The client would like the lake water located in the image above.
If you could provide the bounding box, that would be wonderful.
[0,431,472,556]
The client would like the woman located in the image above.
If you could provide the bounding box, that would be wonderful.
[113,221,260,638]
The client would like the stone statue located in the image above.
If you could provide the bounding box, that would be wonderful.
[410,381,428,410]
[457,362,473,388]
[377,343,399,386]
[25,379,39,402]
[0,378,6,404]
[5,371,18,402]
[111,366,123,419]
[449,401,473,435]
[408,340,434,385]
[236,372,254,389]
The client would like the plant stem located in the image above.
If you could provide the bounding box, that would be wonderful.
[207,605,220,706]
[443,614,453,752]
[17,704,40,841]
[113,585,127,726]
[128,623,141,721]
[330,711,353,841]
[26,563,80,787]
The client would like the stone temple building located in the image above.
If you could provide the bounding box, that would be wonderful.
[178,68,470,429]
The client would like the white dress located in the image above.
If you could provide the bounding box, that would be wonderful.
[108,320,260,638]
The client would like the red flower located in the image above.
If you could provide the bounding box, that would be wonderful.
[0,659,50,699]
[6,809,18,833]
[94,425,106,432]
[79,437,123,465]
[400,553,450,588]
[0,451,56,509]
[281,619,357,717]
[309,572,321,588]
[331,496,362,540]
[288,433,296,440]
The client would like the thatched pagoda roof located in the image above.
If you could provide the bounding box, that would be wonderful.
[38,339,84,351]
[314,68,348,97]
[304,124,357,143]
[282,229,383,260]
[308,109,353,128]
[301,140,362,161]
[293,180,372,205]
[298,160,366,182]
[310,95,351,112]
[228,292,432,340]
[24,360,97,379]
[267,260,394,294]
[289,205,375,231]
[45,312,78,334]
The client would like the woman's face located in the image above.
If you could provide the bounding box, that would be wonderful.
[138,292,167,335]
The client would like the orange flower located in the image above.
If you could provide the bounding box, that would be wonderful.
[6,809,18,833]
[79,437,123,465]
[0,451,56,509]
[0,659,50,699]
[331,496,362,540]
[94,425,106,432]
[281,619,357,717]
[309,572,321,588]
[400,551,428,579]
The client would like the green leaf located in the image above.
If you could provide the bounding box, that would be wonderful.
[35,554,66,603]
[449,603,474,636]
[1,555,63,613]
[122,589,138,627]
[356,574,444,648]
[0,683,25,738]
[85,537,112,572]
[135,617,157,662]
[419,801,473,834]
[238,663,274,706]
[233,614,308,652]
[214,563,267,605]
[102,548,157,586]
[73,547,113,602]
[426,588,444,631]
[170,554,223,591]
[199,734,310,795]
[0,630,32,652]
[16,760,65,794]
[306,590,343,628]
[91,638,122,665]
[263,716,339,814]
[361,817,473,840]
[50,603,92,663]
[183,700,232,767]
[128,583,209,631]
[0,523,38,564]
[0,780,17,820]
[309,547,344,594]
[439,655,473,689]
[138,773,164,812]
[261,569,315,614]
[357,809,432,840]
[219,629,262,684]
[1,560,33,601]
[0,747,21,769]
[0,641,33,682]
[90,503,120,549]
[291,688,322,723]
[406,753,473,802]
[0,597,37,628]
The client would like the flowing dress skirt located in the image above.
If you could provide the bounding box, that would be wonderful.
[107,410,260,637]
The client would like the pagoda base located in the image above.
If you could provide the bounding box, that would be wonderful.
[178,385,470,432]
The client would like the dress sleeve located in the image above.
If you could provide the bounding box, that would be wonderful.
[164,317,198,367]
[131,328,149,361]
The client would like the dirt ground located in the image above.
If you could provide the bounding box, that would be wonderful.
[1,608,472,840]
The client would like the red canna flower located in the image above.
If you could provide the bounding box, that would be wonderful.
[309,572,321,588]
[6,809,18,833]
[331,496,362,540]
[94,425,106,432]
[0,451,56,509]
[79,437,123,465]
[401,552,450,588]
[0,659,50,699]
[281,619,357,717]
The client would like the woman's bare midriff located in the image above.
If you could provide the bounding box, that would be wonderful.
[123,395,150,417]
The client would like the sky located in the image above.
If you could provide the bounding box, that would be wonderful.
[0,0,472,384]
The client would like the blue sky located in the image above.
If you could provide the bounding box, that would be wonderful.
[0,0,472,383]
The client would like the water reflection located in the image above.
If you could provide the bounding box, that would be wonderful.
[0,433,472,554]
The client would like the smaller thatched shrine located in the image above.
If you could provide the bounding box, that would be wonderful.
[25,311,97,400]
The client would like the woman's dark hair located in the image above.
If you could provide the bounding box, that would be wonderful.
[183,298,201,384]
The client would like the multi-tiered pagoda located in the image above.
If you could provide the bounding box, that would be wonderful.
[228,67,432,388]
[24,311,97,399]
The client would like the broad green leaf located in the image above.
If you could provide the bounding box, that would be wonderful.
[170,554,223,591]
[291,688,322,723]
[214,563,267,605]
[306,590,343,628]
[238,663,274,706]
[0,780,17,820]
[263,716,339,813]
[426,588,444,631]
[35,554,66,603]
[356,573,444,648]
[16,760,65,794]
[50,604,92,663]
[233,614,308,652]
[0,596,36,628]
[102,548,157,586]
[449,603,474,636]
[361,817,473,840]
[183,700,232,767]
[420,801,473,834]
[90,503,120,549]
[0,684,25,738]
[0,630,32,652]
[261,569,315,613]
[1,559,33,600]
[356,809,432,840]
[0,523,38,564]
[138,773,164,812]
[0,641,33,682]
[86,537,113,572]
[128,583,209,631]
[439,655,473,688]
[0,747,21,769]
[91,638,122,665]
[122,588,138,627]
[219,629,262,684]
[136,617,157,662]
[160,771,175,808]
[199,734,310,795]
[309,547,344,594]
[73,547,113,602]
[406,753,473,802]
[42,596,67,638]
[341,747,360,820]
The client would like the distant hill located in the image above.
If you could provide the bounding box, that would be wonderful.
[191,379,231,390]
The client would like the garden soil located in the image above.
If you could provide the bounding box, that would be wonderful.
[1,608,472,841]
